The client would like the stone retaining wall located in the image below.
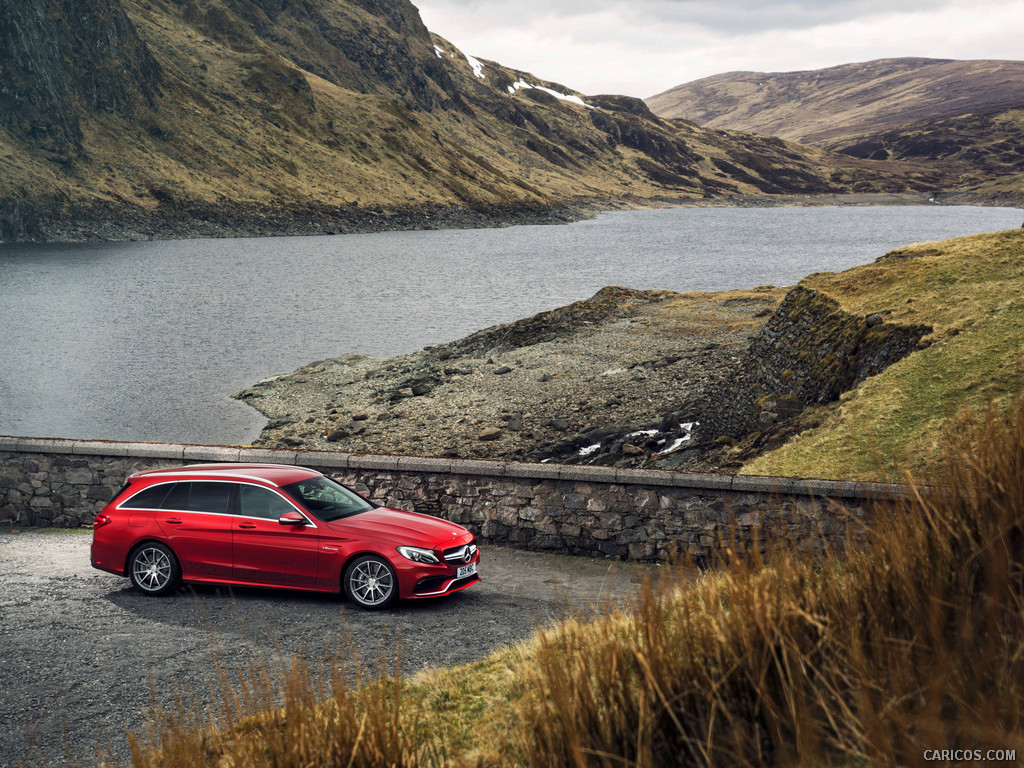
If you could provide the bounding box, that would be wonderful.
[0,436,908,561]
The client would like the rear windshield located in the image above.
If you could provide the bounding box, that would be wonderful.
[281,477,375,522]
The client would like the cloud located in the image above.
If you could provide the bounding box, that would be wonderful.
[416,0,1024,96]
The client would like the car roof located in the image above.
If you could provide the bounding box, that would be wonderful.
[128,463,322,488]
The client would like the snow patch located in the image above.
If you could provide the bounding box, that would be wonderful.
[434,45,445,59]
[507,78,593,108]
[626,429,659,439]
[578,443,602,457]
[600,368,628,376]
[465,54,485,79]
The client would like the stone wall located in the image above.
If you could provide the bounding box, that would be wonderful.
[0,436,908,562]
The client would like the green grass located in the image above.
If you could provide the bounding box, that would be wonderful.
[743,227,1024,481]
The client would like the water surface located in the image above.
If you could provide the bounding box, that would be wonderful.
[1,205,1020,443]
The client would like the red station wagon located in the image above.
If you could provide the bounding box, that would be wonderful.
[90,463,480,609]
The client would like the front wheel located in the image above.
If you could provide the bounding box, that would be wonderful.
[128,542,181,596]
[344,555,398,609]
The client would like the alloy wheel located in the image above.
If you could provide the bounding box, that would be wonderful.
[349,559,395,607]
[132,546,173,592]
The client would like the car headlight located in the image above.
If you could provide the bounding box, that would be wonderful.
[396,546,440,564]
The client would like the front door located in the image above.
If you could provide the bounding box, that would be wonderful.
[231,484,320,587]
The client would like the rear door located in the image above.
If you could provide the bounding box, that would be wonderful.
[230,484,320,587]
[155,482,234,580]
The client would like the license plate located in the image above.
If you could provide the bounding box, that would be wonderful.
[457,562,477,579]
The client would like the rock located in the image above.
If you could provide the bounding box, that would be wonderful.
[623,443,644,455]
[351,413,370,421]
[393,387,414,399]
[865,313,884,327]
[410,383,432,396]
[494,365,512,375]
[350,424,366,436]
[507,413,523,432]
[281,436,304,446]
[551,418,569,431]
[325,428,349,442]
[266,417,298,429]
[538,373,552,382]
[478,427,503,441]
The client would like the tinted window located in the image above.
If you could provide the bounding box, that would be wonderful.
[186,482,233,514]
[161,482,190,510]
[121,483,171,509]
[238,485,295,520]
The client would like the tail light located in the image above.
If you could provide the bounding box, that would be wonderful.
[93,514,112,529]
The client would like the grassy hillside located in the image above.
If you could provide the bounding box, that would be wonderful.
[126,391,1024,766]
[646,58,1024,146]
[645,58,1024,203]
[0,1,952,241]
[742,227,1024,481]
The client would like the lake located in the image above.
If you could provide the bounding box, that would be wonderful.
[1,204,1021,444]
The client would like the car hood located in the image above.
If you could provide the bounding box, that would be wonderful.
[324,507,469,547]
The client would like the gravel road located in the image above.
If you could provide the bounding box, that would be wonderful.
[0,529,656,767]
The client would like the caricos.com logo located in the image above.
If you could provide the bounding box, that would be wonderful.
[923,749,1017,762]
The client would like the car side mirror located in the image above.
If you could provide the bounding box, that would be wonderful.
[278,511,307,526]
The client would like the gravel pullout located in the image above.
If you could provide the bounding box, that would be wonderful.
[0,529,658,767]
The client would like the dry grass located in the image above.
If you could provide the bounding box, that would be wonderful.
[121,393,1024,767]
[517,395,1024,766]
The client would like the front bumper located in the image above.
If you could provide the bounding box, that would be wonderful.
[410,570,481,597]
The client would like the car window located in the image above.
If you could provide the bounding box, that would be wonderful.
[238,485,296,520]
[186,482,233,514]
[161,482,190,510]
[121,483,172,509]
[282,476,375,522]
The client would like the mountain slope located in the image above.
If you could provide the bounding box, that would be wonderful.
[645,58,1024,200]
[0,0,947,242]
[646,58,1024,144]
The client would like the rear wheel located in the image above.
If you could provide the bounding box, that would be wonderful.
[128,543,181,596]
[344,555,398,609]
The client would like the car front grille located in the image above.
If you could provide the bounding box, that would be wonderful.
[443,540,477,564]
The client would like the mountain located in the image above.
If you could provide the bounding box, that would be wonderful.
[0,0,948,242]
[646,58,1024,199]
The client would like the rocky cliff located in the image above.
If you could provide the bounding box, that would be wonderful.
[691,286,931,464]
[0,0,161,155]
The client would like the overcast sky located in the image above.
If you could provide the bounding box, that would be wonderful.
[417,0,1024,97]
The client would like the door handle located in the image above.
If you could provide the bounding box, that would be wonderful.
[238,523,257,529]
[164,518,182,525]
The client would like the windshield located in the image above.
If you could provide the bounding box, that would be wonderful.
[281,476,376,522]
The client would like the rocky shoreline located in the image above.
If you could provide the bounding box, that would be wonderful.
[0,197,599,244]
[0,191,992,245]
[234,285,786,471]
[236,259,936,473]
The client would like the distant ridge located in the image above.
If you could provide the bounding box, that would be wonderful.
[646,57,1024,203]
[646,58,1024,144]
